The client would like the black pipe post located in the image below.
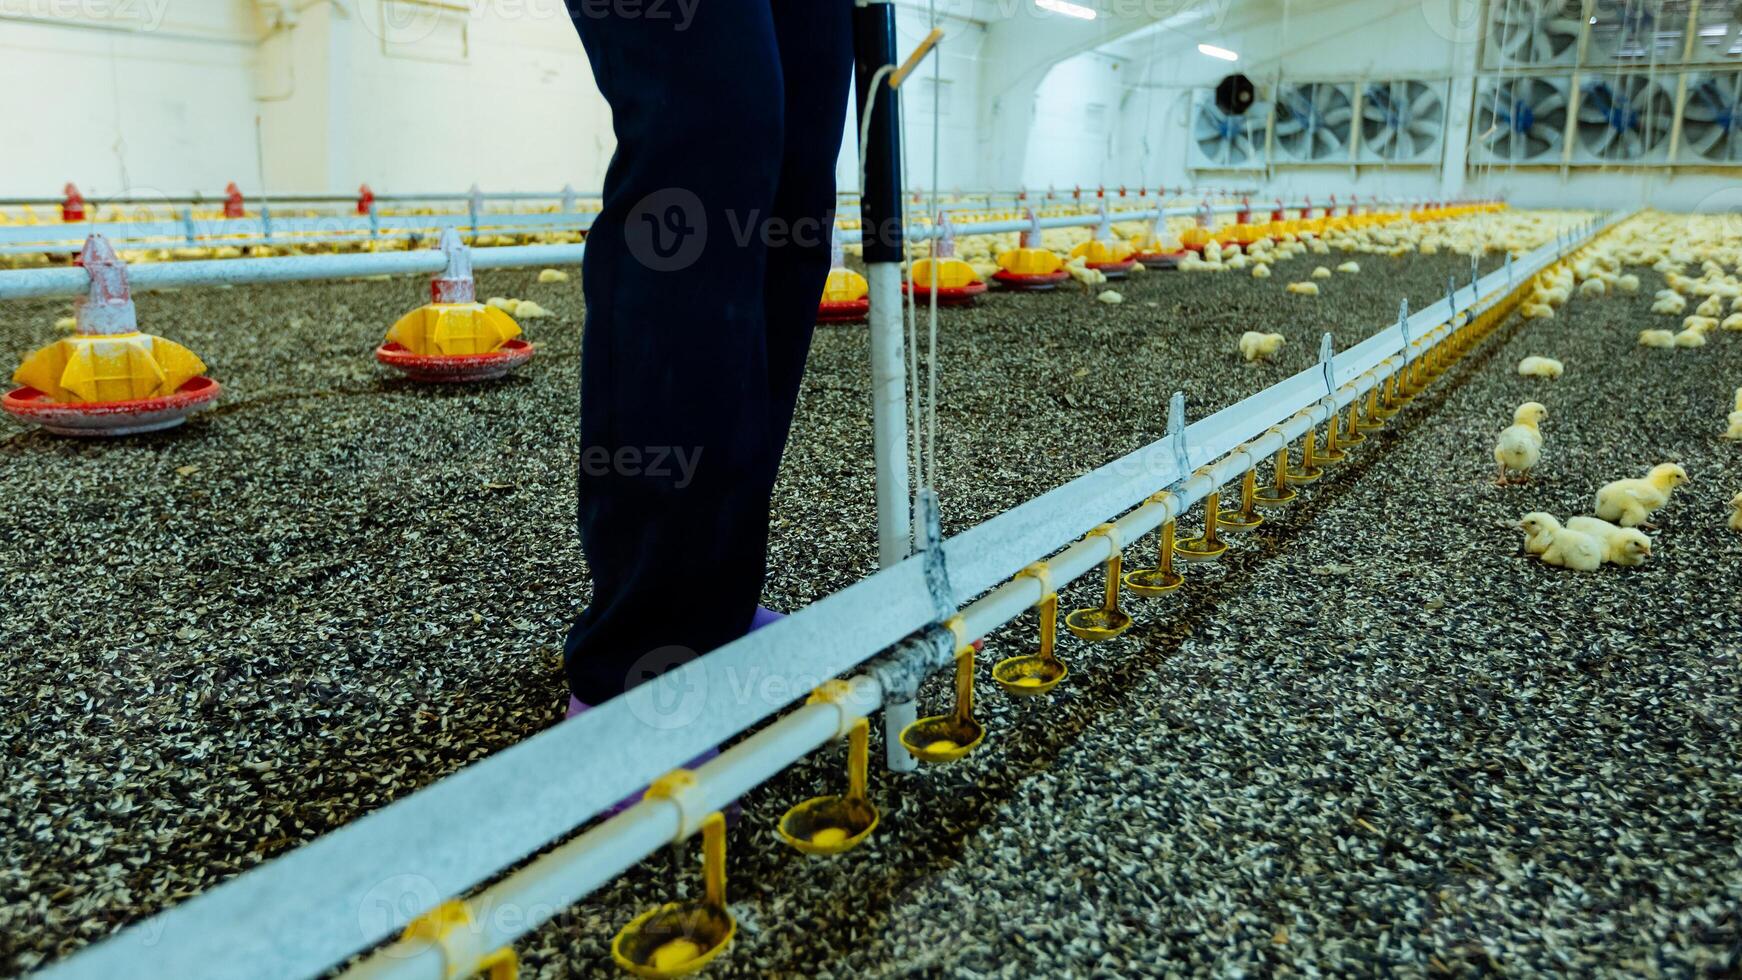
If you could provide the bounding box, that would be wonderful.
[853,0,903,264]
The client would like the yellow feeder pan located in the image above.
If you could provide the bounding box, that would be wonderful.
[1124,500,1186,596]
[1064,522,1134,641]
[376,229,533,382]
[900,635,985,763]
[818,229,870,323]
[778,686,879,856]
[612,780,735,979]
[1175,490,1229,562]
[904,212,988,306]
[993,563,1069,696]
[5,234,220,436]
[993,208,1070,290]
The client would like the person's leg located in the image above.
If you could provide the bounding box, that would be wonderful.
[762,2,855,464]
[563,0,785,705]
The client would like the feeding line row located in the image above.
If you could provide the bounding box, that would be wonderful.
[36,209,1615,980]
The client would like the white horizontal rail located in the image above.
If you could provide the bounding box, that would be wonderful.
[38,209,1605,980]
[0,244,587,300]
[0,210,600,255]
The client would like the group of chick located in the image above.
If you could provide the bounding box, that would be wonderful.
[1497,398,1691,570]
[1497,213,1742,570]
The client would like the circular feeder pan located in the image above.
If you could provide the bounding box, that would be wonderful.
[902,280,987,306]
[1217,509,1265,533]
[1340,428,1368,446]
[1136,251,1186,270]
[1064,606,1132,641]
[816,298,870,324]
[1251,487,1298,508]
[1318,447,1348,464]
[3,376,221,437]
[1123,567,1183,596]
[1284,466,1325,485]
[375,339,534,383]
[900,714,985,763]
[612,902,735,979]
[1086,259,1137,279]
[776,795,878,856]
[992,654,1066,695]
[992,269,1070,291]
[1174,536,1228,562]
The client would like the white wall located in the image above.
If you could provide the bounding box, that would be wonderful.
[1021,52,1128,190]
[0,4,262,199]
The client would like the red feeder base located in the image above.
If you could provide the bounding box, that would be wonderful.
[3,376,221,437]
[1086,259,1137,279]
[1136,251,1187,270]
[992,269,1071,291]
[375,338,535,382]
[816,298,870,324]
[901,280,988,307]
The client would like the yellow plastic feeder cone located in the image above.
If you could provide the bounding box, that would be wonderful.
[993,208,1069,290]
[904,211,987,306]
[818,228,870,323]
[376,228,534,382]
[5,234,220,436]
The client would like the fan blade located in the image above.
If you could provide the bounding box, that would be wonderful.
[1535,91,1568,116]
[1323,106,1353,126]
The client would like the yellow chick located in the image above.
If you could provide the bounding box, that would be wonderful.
[1517,356,1563,379]
[1683,315,1719,333]
[1577,277,1607,298]
[1638,329,1676,348]
[514,300,554,319]
[1615,273,1640,294]
[1651,294,1687,315]
[1336,261,1360,274]
[1673,327,1706,348]
[1725,387,1742,440]
[1696,295,1723,318]
[1535,285,1570,307]
[1096,289,1123,305]
[1251,263,1271,279]
[1730,492,1742,532]
[1521,302,1555,320]
[537,268,570,283]
[1238,331,1286,362]
[1518,513,1603,570]
[1594,463,1689,527]
[1721,313,1742,332]
[1566,516,1653,567]
[1493,401,1547,485]
[54,316,76,331]
[486,297,520,314]
[1286,281,1320,296]
[1540,519,1605,571]
[1518,512,1558,555]
[1311,266,1333,279]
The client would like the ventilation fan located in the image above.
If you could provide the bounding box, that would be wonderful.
[1483,0,1586,68]
[1694,0,1742,61]
[1188,87,1268,170]
[1678,72,1742,162]
[1573,73,1675,162]
[1586,0,1685,65]
[1357,79,1447,163]
[1470,76,1571,163]
[1270,82,1354,163]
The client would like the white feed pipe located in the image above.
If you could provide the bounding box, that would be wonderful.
[40,212,1607,980]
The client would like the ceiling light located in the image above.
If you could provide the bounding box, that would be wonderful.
[1198,43,1239,61]
[1036,0,1097,20]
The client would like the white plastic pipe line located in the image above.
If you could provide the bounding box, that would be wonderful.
[0,243,587,301]
[42,210,1590,980]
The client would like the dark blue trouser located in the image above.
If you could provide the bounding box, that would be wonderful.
[562,0,853,705]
